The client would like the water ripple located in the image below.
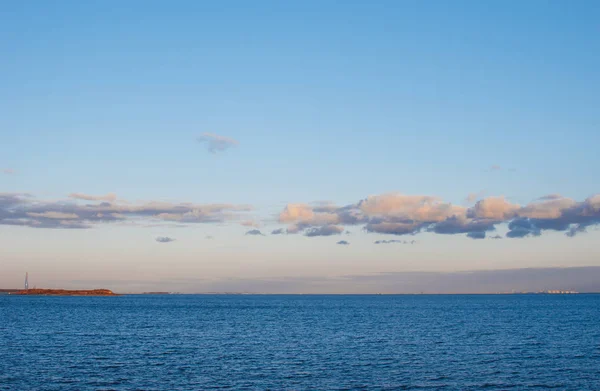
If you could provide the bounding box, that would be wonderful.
[1,294,599,390]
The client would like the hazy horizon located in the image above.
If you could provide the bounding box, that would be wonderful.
[3,266,599,295]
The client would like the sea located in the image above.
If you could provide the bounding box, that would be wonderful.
[1,294,599,390]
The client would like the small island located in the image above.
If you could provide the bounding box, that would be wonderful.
[13,288,119,296]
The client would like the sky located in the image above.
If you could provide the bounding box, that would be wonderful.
[1,0,599,292]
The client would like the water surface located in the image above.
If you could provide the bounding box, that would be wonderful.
[1,294,599,390]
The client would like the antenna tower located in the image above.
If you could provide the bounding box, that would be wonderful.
[24,272,29,290]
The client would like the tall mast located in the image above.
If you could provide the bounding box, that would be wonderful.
[24,272,29,290]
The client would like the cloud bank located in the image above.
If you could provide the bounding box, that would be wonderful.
[197,133,239,153]
[277,193,600,239]
[0,193,252,229]
[3,190,600,240]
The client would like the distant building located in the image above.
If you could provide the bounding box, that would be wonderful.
[541,289,578,294]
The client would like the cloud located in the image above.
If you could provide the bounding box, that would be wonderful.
[365,221,424,235]
[465,191,485,205]
[468,196,518,220]
[359,194,448,220]
[304,225,344,237]
[0,192,253,229]
[490,234,503,239]
[466,231,486,239]
[4,189,600,240]
[245,229,264,236]
[537,194,564,201]
[336,240,350,245]
[69,193,117,202]
[374,239,416,244]
[279,203,339,226]
[27,212,79,219]
[506,218,541,238]
[156,236,176,243]
[518,196,576,219]
[197,133,239,153]
[278,192,600,239]
[489,165,502,171]
[429,216,496,235]
[2,169,15,175]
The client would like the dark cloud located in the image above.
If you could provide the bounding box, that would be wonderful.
[304,225,344,237]
[245,229,265,236]
[271,228,286,235]
[197,133,239,153]
[430,216,496,235]
[506,218,541,238]
[336,240,350,245]
[156,236,176,243]
[466,231,486,239]
[364,221,424,236]
[490,234,503,239]
[374,239,416,245]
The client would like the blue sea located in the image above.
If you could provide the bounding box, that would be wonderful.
[1,294,599,390]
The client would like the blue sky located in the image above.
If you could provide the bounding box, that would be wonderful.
[1,1,599,292]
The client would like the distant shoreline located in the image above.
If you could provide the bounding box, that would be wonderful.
[10,289,119,296]
[112,291,597,295]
